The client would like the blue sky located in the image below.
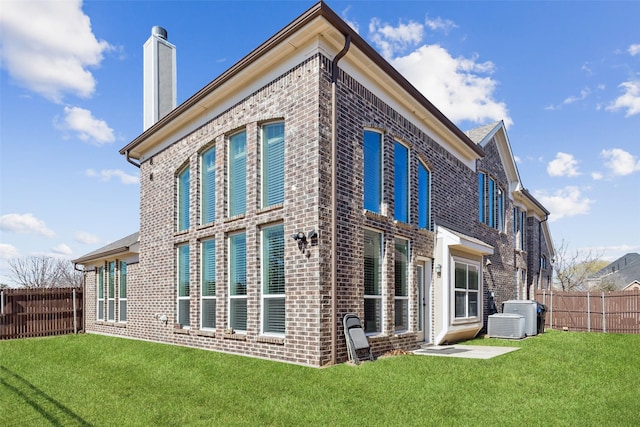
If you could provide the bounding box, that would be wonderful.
[1,0,639,285]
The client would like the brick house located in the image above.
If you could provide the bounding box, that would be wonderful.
[74,2,553,366]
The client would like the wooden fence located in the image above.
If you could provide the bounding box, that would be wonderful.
[535,289,640,334]
[0,287,83,340]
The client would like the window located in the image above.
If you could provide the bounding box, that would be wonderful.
[201,146,216,224]
[363,130,382,213]
[262,224,285,335]
[364,229,382,334]
[478,172,503,230]
[513,207,526,250]
[229,131,247,217]
[177,166,190,231]
[97,266,104,320]
[454,260,479,319]
[394,239,409,331]
[107,261,115,321]
[418,162,431,230]
[394,142,409,223]
[119,261,127,322]
[229,232,247,332]
[262,122,284,208]
[201,239,216,330]
[177,244,190,327]
[540,255,547,270]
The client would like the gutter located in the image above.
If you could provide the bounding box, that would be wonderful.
[126,150,141,168]
[330,33,351,366]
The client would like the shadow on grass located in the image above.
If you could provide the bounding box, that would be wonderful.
[0,365,92,426]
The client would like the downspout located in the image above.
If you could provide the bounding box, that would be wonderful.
[125,150,141,168]
[330,33,351,365]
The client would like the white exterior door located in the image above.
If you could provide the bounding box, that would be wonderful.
[416,259,432,343]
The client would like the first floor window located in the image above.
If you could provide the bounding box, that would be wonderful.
[394,239,409,331]
[262,224,285,335]
[177,244,190,327]
[229,232,247,332]
[364,229,382,334]
[119,261,127,322]
[201,239,216,329]
[97,266,104,320]
[454,260,479,319]
[107,261,115,321]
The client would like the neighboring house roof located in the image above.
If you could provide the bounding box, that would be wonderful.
[623,280,640,291]
[120,1,484,167]
[589,253,640,289]
[73,232,140,265]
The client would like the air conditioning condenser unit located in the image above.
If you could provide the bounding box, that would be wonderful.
[488,313,525,339]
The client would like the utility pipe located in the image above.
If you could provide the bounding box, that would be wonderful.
[330,34,351,365]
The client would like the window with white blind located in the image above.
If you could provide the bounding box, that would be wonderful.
[177,244,190,327]
[513,207,526,250]
[177,166,190,231]
[97,266,104,320]
[119,261,127,322]
[229,131,247,217]
[418,161,431,230]
[107,261,115,321]
[262,224,285,335]
[394,239,409,331]
[394,141,409,223]
[229,232,247,332]
[201,146,216,224]
[262,122,284,208]
[364,229,382,334]
[201,239,216,330]
[363,130,382,213]
[454,260,480,320]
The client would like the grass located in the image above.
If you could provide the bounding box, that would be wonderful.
[1,331,639,426]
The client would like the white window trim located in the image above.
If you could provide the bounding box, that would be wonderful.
[363,128,384,215]
[200,239,216,331]
[228,231,247,333]
[176,244,190,329]
[451,256,481,323]
[260,223,285,337]
[363,227,384,336]
[394,237,410,333]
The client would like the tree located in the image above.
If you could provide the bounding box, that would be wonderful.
[6,255,83,288]
[553,240,607,291]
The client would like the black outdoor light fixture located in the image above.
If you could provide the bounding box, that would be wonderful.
[292,231,307,243]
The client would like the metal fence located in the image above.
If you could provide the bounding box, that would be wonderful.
[535,289,640,334]
[0,287,83,340]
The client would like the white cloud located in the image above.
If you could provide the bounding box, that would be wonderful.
[600,148,640,176]
[52,244,73,256]
[533,187,593,222]
[86,168,139,185]
[547,152,581,177]
[425,16,457,33]
[391,45,512,126]
[0,243,20,260]
[0,0,112,102]
[546,88,591,110]
[591,171,604,181]
[0,213,55,237]
[60,106,115,144]
[629,44,640,56]
[369,18,424,58]
[341,6,360,34]
[607,80,640,117]
[74,231,100,245]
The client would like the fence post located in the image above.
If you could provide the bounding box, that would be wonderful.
[73,288,77,334]
[1,289,4,315]
[550,291,554,329]
[587,291,591,332]
[602,292,606,333]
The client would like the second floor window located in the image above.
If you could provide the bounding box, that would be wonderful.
[262,122,284,208]
[363,130,382,213]
[229,131,247,217]
[177,166,190,231]
[478,172,503,231]
[201,146,216,224]
[418,162,431,230]
[394,141,409,223]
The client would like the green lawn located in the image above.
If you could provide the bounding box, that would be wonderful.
[1,331,639,426]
